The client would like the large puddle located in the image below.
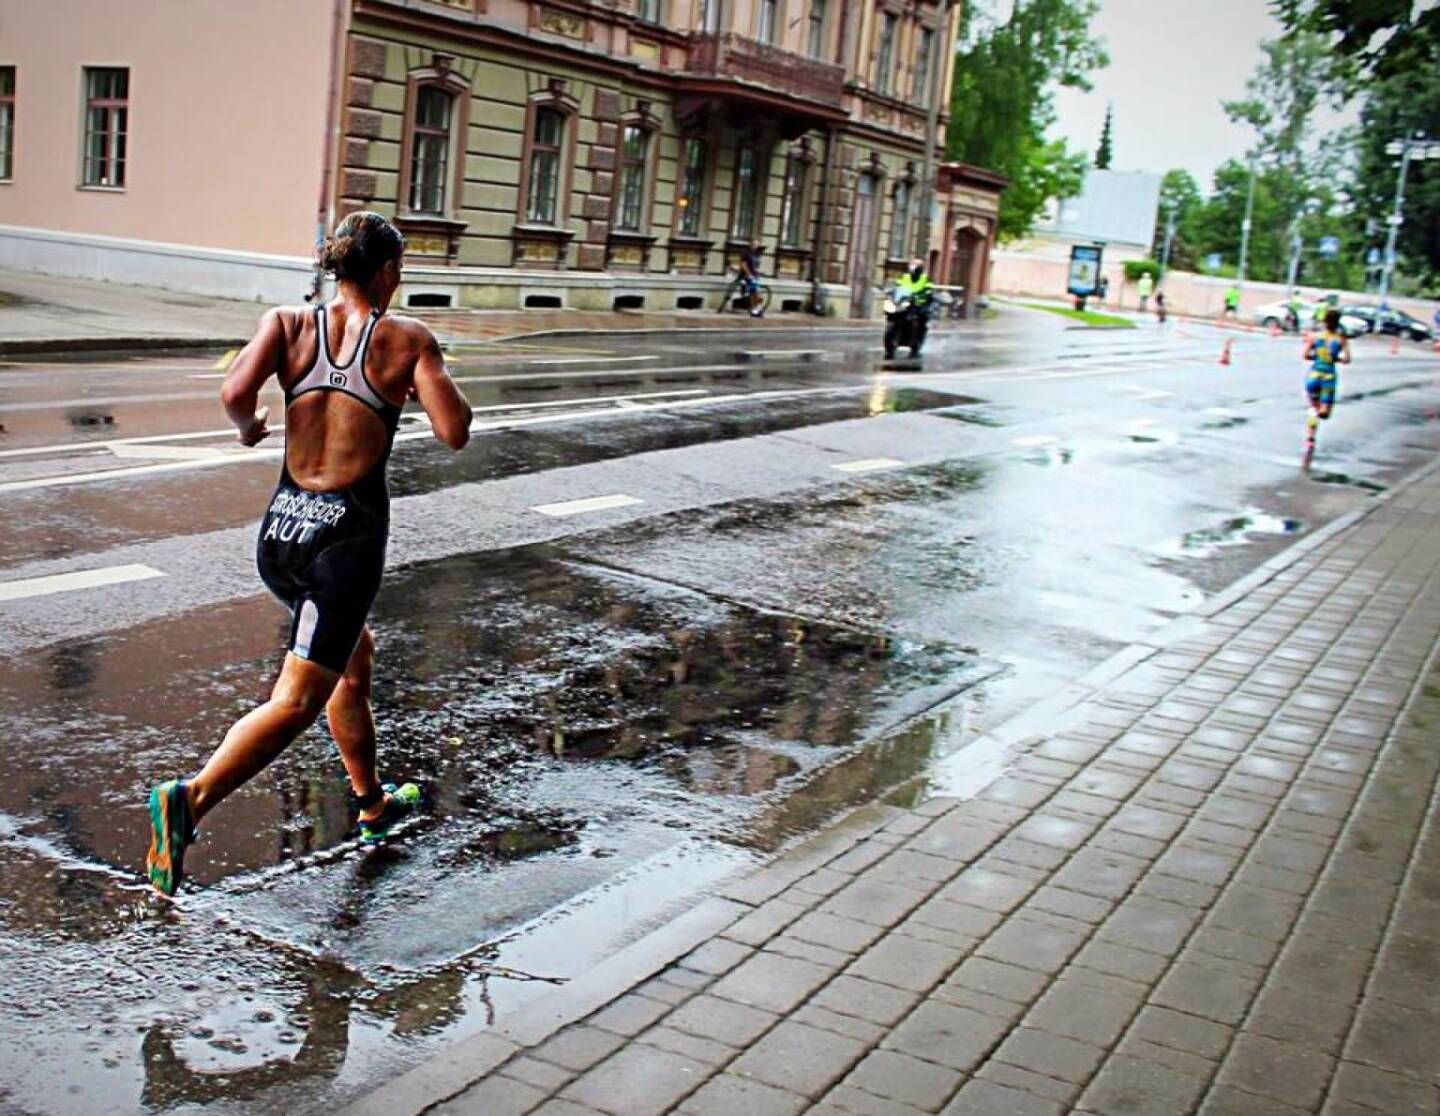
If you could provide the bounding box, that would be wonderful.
[0,550,984,1114]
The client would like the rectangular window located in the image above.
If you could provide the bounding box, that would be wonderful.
[82,67,128,188]
[876,13,897,96]
[527,108,564,225]
[808,0,827,57]
[914,27,933,102]
[678,138,707,237]
[889,180,911,259]
[758,0,778,44]
[779,154,810,245]
[700,0,720,31]
[637,0,661,21]
[617,125,649,232]
[408,87,452,214]
[0,67,13,180]
[731,143,761,240]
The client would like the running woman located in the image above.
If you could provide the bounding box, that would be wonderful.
[1303,308,1351,452]
[145,212,473,896]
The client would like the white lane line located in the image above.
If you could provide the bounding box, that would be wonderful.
[531,493,644,517]
[0,450,285,493]
[109,444,229,461]
[0,563,165,603]
[188,373,228,380]
[470,389,708,414]
[832,457,904,473]
[524,355,659,366]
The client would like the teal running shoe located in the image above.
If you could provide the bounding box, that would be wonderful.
[358,783,422,844]
[146,779,195,896]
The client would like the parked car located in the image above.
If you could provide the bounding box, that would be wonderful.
[1344,305,1435,341]
[1254,300,1367,337]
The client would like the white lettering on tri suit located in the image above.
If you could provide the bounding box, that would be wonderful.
[264,489,347,545]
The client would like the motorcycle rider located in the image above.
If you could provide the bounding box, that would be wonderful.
[895,256,935,352]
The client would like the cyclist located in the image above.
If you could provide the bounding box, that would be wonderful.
[738,246,764,317]
[1303,308,1351,451]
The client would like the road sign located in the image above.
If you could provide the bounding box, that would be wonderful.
[1319,236,1340,259]
[1366,247,1381,265]
[1205,253,1223,272]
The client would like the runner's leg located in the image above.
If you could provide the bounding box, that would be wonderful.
[326,626,384,812]
[187,654,339,823]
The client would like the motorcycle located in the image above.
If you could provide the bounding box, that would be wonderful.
[882,290,929,358]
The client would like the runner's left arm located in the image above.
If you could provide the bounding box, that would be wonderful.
[221,307,286,446]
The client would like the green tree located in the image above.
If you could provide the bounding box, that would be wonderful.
[1276,0,1439,85]
[1152,169,1203,271]
[1095,103,1114,169]
[947,0,1109,241]
[1347,61,1440,292]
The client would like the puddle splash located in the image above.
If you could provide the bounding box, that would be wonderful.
[1159,510,1304,558]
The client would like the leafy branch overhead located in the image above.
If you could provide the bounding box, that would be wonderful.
[946,0,1109,241]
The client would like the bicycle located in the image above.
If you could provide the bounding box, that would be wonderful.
[716,269,772,315]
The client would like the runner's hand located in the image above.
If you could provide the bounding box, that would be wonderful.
[239,406,271,446]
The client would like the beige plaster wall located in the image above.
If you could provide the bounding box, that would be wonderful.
[0,0,335,256]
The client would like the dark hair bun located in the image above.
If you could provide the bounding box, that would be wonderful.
[318,212,405,284]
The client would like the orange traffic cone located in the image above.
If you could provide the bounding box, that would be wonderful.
[1219,339,1233,366]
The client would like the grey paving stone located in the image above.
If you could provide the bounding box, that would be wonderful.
[1151,962,1260,1026]
[945,956,1050,1005]
[1197,1084,1310,1116]
[1218,1032,1335,1109]
[1187,926,1281,972]
[1023,974,1142,1046]
[885,1000,1010,1072]
[1269,937,1374,1005]
[938,866,1038,913]
[989,836,1070,872]
[531,1026,628,1073]
[1196,796,1273,832]
[789,910,887,956]
[1049,849,1147,900]
[830,840,904,876]
[1012,813,1097,851]
[975,917,1087,976]
[637,975,699,1005]
[812,975,922,1027]
[1154,844,1240,887]
[821,1083,931,1115]
[841,1049,964,1111]
[1247,985,1354,1054]
[765,933,852,971]
[1070,767,1146,801]
[974,1059,1077,1105]
[824,877,931,928]
[1231,861,1313,897]
[1208,887,1304,942]
[992,1027,1105,1084]
[433,1074,549,1116]
[681,937,755,976]
[639,1025,735,1067]
[870,848,966,885]
[1046,789,1122,820]
[560,1044,709,1116]
[710,951,834,1015]
[1077,1052,1209,1115]
[798,867,864,899]
[667,994,778,1047]
[529,1101,608,1116]
[942,1079,1063,1115]
[908,896,1005,940]
[728,1020,868,1098]
[793,1004,887,1046]
[677,1073,807,1116]
[587,994,673,1037]
[1134,873,1221,910]
[1345,997,1440,1084]
[1097,897,1201,956]
[897,919,981,955]
[1026,886,1114,926]
[1072,939,1169,985]
[1329,1058,1440,1114]
[845,932,958,992]
[1130,1005,1233,1059]
[1116,1035,1217,1081]
[500,1055,574,1092]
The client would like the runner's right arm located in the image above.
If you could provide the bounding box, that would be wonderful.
[221,307,287,446]
[412,327,472,450]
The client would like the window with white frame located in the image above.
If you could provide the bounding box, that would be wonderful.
[758,0,779,44]
[914,27,934,101]
[82,67,128,187]
[779,151,811,245]
[875,12,897,96]
[808,0,828,57]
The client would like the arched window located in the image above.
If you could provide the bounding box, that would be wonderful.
[408,87,453,214]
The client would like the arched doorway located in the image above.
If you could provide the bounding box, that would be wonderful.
[951,225,987,317]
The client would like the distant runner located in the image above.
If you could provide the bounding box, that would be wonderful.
[1222,283,1241,320]
[145,211,473,896]
[1303,307,1351,454]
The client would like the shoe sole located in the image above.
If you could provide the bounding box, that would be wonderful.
[146,783,185,896]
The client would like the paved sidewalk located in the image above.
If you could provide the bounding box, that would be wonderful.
[351,458,1440,1116]
[0,268,872,353]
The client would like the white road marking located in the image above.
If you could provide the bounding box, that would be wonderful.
[524,355,659,366]
[832,457,904,473]
[531,493,644,517]
[740,349,831,360]
[188,373,229,380]
[109,444,229,461]
[0,563,165,603]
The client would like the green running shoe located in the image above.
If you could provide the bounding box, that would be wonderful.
[358,783,422,844]
[146,779,195,896]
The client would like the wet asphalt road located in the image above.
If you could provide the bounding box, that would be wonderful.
[2,310,1439,1115]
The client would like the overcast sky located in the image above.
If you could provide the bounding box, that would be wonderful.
[1050,0,1303,190]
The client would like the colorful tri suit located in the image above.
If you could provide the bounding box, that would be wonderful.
[1306,331,1344,414]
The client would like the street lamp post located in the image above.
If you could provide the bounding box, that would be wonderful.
[1237,156,1257,287]
[1378,133,1438,307]
[1158,202,1176,281]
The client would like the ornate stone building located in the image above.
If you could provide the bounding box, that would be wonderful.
[0,0,1002,316]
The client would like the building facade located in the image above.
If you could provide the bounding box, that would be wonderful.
[0,0,1002,316]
